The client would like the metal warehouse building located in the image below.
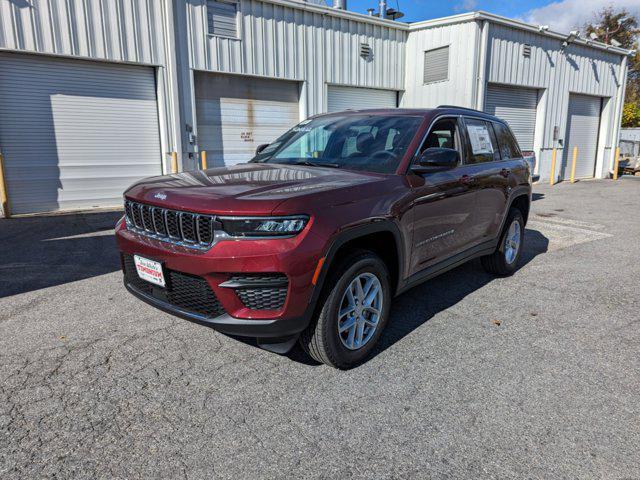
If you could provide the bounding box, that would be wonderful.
[0,0,632,215]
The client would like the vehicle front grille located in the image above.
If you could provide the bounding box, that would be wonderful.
[122,255,225,319]
[124,200,216,250]
[227,274,288,310]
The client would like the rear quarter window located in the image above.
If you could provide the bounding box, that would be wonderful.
[493,122,522,160]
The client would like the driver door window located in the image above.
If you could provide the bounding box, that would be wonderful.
[419,118,461,160]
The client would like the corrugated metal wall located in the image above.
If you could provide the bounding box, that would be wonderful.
[402,21,479,109]
[186,0,406,116]
[487,23,625,179]
[0,0,166,65]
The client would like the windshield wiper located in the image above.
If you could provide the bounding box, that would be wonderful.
[291,160,341,168]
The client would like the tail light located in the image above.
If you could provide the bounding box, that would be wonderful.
[522,150,536,174]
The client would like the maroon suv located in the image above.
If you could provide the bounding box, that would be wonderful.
[116,107,532,368]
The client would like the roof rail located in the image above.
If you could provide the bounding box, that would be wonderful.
[437,105,484,113]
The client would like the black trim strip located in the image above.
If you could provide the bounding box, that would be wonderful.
[398,239,497,294]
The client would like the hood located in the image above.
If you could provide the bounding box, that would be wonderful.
[124,163,389,215]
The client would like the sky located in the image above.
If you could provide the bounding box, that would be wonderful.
[344,0,640,35]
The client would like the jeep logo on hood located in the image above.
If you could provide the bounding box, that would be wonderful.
[154,193,167,201]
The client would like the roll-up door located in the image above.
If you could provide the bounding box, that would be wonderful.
[561,94,602,180]
[195,73,300,167]
[0,53,162,215]
[327,86,398,113]
[485,84,538,151]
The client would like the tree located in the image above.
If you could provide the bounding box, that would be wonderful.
[622,102,640,127]
[584,7,640,127]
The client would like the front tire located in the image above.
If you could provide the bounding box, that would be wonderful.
[299,250,391,369]
[481,207,525,276]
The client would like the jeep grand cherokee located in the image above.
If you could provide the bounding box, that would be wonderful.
[116,107,532,369]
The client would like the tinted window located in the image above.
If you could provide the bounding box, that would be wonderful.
[464,118,501,164]
[421,118,459,152]
[493,122,522,160]
[252,115,423,174]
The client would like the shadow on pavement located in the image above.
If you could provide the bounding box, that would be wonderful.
[0,211,123,298]
[287,228,550,367]
[532,192,545,201]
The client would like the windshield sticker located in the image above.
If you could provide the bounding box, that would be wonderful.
[467,125,493,155]
[292,119,313,132]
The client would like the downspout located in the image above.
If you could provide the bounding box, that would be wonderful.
[609,55,628,176]
[475,19,489,110]
[163,0,184,172]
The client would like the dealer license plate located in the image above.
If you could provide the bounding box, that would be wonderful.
[134,255,166,288]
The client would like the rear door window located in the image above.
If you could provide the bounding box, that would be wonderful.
[493,122,522,160]
[464,118,501,164]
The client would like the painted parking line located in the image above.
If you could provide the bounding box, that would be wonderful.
[527,216,612,253]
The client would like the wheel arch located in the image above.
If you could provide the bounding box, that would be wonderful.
[310,220,405,308]
[509,191,531,225]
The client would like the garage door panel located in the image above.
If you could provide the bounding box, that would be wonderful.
[0,53,162,214]
[561,94,601,180]
[485,84,538,151]
[199,102,297,127]
[327,86,397,112]
[195,73,300,167]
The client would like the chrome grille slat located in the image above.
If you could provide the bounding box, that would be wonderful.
[123,200,216,250]
[195,215,202,243]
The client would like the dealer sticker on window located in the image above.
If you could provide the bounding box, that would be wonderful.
[134,255,166,288]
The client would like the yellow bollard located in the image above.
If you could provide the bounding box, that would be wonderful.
[613,147,620,180]
[549,148,557,186]
[570,146,578,183]
[171,151,178,174]
[201,150,207,170]
[0,152,10,218]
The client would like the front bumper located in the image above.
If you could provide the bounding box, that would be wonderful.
[124,281,308,338]
[116,217,325,338]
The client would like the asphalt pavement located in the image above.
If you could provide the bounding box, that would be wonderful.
[1,178,639,479]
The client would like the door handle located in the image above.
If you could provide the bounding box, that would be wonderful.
[500,168,511,178]
[459,174,475,185]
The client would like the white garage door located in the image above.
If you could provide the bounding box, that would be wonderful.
[327,86,398,113]
[0,53,162,215]
[195,73,300,167]
[485,84,538,151]
[561,94,602,180]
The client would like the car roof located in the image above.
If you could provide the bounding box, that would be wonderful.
[316,107,504,123]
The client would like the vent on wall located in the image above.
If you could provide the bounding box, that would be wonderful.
[207,0,239,38]
[522,44,532,58]
[423,46,449,84]
[360,43,372,58]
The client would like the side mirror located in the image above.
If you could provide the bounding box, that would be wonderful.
[411,148,459,174]
[256,144,269,155]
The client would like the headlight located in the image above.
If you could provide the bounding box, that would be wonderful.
[219,215,309,237]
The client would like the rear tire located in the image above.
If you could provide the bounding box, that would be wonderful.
[299,250,391,369]
[481,207,525,276]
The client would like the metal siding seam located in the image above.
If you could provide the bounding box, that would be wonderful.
[0,3,6,48]
[10,0,23,49]
[27,0,40,51]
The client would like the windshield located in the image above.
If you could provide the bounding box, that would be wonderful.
[251,114,423,174]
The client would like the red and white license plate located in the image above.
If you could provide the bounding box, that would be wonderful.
[134,255,166,287]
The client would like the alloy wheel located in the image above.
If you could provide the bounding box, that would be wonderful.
[337,272,383,350]
[504,219,521,265]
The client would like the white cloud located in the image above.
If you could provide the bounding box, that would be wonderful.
[521,0,640,35]
[454,0,478,13]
